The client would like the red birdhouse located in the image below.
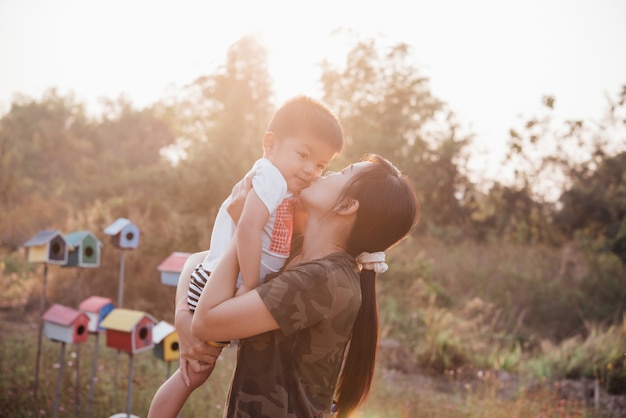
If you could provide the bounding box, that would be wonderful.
[100,308,156,354]
[42,304,90,344]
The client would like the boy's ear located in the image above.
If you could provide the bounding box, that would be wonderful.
[335,199,359,216]
[262,132,277,156]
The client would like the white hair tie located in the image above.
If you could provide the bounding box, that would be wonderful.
[356,251,388,273]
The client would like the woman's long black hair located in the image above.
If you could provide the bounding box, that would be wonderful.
[333,154,420,417]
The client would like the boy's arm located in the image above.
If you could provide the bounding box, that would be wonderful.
[226,173,253,225]
[236,189,270,292]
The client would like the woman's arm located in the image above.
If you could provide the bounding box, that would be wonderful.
[174,251,222,385]
[191,237,279,342]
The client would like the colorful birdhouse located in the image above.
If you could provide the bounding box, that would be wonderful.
[157,252,191,287]
[152,321,179,362]
[42,304,90,344]
[23,230,69,265]
[104,218,140,249]
[100,308,156,354]
[64,230,103,268]
[79,296,116,333]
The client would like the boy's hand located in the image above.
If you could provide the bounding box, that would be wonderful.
[175,310,222,385]
[227,173,253,225]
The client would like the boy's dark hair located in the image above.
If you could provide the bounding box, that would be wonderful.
[267,96,344,153]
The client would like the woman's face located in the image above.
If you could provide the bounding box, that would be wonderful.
[300,161,370,213]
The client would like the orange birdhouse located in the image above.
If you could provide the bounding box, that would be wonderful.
[42,304,90,344]
[100,308,156,354]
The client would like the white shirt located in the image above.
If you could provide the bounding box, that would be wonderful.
[201,158,293,286]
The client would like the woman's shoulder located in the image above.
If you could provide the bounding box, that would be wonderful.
[291,252,357,279]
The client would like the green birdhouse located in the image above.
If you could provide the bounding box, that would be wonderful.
[64,231,103,268]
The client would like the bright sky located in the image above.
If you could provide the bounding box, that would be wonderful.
[1,0,625,184]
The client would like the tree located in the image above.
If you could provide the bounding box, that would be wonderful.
[166,35,275,215]
[0,90,93,248]
[320,37,472,230]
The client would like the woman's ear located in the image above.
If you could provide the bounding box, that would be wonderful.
[335,199,359,216]
[262,132,277,157]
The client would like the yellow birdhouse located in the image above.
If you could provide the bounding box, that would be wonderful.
[152,321,179,362]
[23,230,70,265]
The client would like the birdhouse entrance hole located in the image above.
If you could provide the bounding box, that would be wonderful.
[171,342,179,352]
[51,242,62,256]
[126,232,134,241]
[85,246,94,257]
[77,325,86,336]
[139,327,148,340]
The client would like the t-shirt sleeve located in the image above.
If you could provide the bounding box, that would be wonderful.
[256,263,334,336]
[252,159,288,214]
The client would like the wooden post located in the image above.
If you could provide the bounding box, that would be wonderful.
[52,341,66,418]
[87,332,100,417]
[33,263,48,416]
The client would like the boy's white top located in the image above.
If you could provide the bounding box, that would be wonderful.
[201,158,294,286]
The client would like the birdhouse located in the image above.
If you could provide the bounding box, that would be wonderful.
[79,295,116,333]
[157,252,191,287]
[100,308,156,354]
[64,230,103,268]
[104,218,140,249]
[42,304,90,344]
[23,230,70,265]
[152,321,179,362]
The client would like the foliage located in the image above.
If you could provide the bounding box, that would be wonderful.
[320,36,472,230]
[0,32,625,415]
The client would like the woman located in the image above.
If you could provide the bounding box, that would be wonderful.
[173,154,420,417]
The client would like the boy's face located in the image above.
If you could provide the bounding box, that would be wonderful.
[263,132,337,193]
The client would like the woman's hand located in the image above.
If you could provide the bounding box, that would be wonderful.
[227,173,253,225]
[175,309,223,385]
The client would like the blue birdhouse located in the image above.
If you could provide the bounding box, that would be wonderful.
[23,230,69,265]
[64,231,103,268]
[104,218,140,249]
[79,295,116,333]
[157,252,191,287]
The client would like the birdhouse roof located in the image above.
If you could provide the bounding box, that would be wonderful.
[157,252,191,273]
[23,230,68,247]
[152,321,176,344]
[104,218,135,235]
[42,304,85,326]
[79,295,114,312]
[99,308,156,332]
[65,231,103,247]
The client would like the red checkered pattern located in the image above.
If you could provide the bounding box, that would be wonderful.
[268,198,295,255]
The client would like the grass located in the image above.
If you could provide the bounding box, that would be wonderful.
[0,310,611,418]
[1,237,623,417]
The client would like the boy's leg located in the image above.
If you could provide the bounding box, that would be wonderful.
[147,366,212,418]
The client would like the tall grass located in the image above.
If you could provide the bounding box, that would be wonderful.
[2,236,624,416]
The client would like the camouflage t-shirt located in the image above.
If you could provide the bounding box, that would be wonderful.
[223,252,361,418]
